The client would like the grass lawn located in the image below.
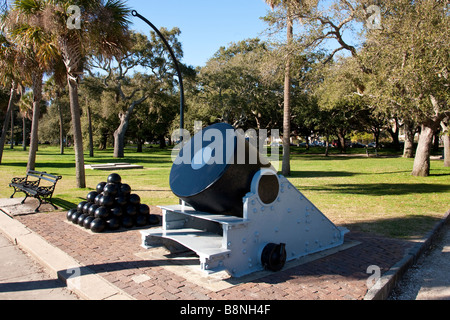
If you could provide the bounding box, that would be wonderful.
[0,145,449,240]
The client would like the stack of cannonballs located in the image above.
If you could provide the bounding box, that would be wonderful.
[66,173,160,233]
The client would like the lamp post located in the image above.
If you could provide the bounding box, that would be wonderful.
[131,10,185,131]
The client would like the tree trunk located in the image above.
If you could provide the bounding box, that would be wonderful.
[282,13,293,176]
[58,104,65,155]
[68,78,86,188]
[337,129,347,153]
[412,124,436,177]
[22,117,27,151]
[137,140,143,153]
[0,82,16,164]
[159,135,166,149]
[403,121,416,158]
[387,118,401,150]
[432,129,440,153]
[114,112,129,159]
[10,102,14,149]
[441,120,450,167]
[27,73,43,172]
[87,106,94,158]
[113,97,147,158]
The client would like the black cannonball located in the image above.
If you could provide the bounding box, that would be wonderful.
[86,191,99,204]
[138,204,150,216]
[95,206,110,220]
[135,214,148,227]
[71,211,82,224]
[148,214,161,226]
[77,214,87,227]
[111,206,123,218]
[83,216,95,230]
[120,215,134,229]
[107,173,122,185]
[106,218,120,231]
[125,204,137,216]
[67,209,77,222]
[96,182,107,194]
[90,218,107,233]
[115,195,128,207]
[100,194,114,208]
[88,204,100,217]
[83,202,92,215]
[120,183,131,196]
[94,194,103,206]
[103,183,119,197]
[77,201,88,213]
[129,194,141,206]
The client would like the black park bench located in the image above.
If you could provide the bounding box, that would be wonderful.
[9,170,62,212]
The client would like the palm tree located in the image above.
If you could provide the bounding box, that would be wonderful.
[8,0,131,188]
[43,75,67,155]
[17,91,33,151]
[3,3,58,171]
[264,0,295,176]
[0,31,26,164]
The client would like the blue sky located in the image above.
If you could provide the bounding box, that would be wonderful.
[127,0,271,67]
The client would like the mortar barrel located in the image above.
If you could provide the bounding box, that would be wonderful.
[170,123,273,217]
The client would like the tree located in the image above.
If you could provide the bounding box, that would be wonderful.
[198,39,282,129]
[361,0,449,176]
[442,117,450,167]
[9,0,132,187]
[3,0,57,170]
[17,91,33,151]
[264,0,296,176]
[43,75,69,154]
[88,30,184,158]
[0,30,23,164]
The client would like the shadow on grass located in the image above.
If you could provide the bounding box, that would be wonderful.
[304,183,450,196]
[52,198,78,211]
[291,171,361,178]
[343,215,443,240]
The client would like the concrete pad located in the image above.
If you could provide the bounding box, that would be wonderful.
[0,198,56,216]
[85,163,144,171]
[0,210,135,300]
[0,210,31,241]
[0,235,78,300]
[136,240,361,292]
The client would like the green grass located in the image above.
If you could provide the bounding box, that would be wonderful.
[0,145,449,240]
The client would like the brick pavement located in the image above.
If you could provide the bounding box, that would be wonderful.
[15,208,413,300]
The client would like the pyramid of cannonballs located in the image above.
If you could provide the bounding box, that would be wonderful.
[67,173,160,233]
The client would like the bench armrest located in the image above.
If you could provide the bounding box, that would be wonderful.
[11,177,27,184]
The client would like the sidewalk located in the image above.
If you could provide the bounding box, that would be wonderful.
[0,198,448,300]
[0,230,79,300]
